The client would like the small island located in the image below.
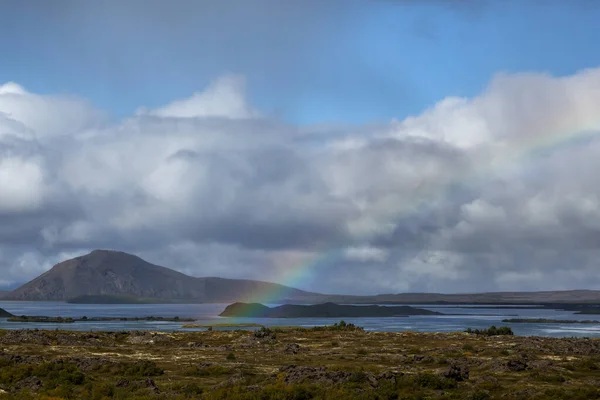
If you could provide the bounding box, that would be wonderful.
[502,318,600,324]
[219,302,444,318]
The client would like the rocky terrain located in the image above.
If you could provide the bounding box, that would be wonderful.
[0,325,598,399]
[219,302,444,318]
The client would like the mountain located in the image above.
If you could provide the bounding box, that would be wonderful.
[219,302,443,318]
[4,250,318,303]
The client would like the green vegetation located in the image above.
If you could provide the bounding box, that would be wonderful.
[253,326,276,339]
[8,315,194,323]
[272,320,364,333]
[182,323,264,329]
[465,325,514,336]
[184,364,230,377]
[0,325,597,399]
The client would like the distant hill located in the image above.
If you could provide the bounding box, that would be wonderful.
[4,250,318,303]
[317,290,600,305]
[219,302,443,318]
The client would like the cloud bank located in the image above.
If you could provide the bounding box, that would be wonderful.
[1,68,600,294]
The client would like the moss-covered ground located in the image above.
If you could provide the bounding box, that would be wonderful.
[0,324,598,399]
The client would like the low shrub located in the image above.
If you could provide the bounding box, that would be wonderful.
[116,360,164,377]
[185,364,230,377]
[465,326,513,336]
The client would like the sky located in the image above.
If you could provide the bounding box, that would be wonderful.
[1,0,600,294]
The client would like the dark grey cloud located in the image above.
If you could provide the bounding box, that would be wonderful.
[2,68,600,293]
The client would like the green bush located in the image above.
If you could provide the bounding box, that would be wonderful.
[226,352,236,361]
[182,382,204,396]
[253,326,276,339]
[413,373,457,390]
[471,390,491,400]
[311,320,363,332]
[117,360,164,377]
[185,364,230,377]
[465,326,513,336]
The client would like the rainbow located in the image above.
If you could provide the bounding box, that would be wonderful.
[244,120,600,304]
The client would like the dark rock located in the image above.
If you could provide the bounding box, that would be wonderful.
[0,353,44,365]
[145,378,160,394]
[377,371,401,385]
[213,373,245,389]
[0,330,52,345]
[506,358,528,372]
[15,376,42,391]
[279,365,401,387]
[279,365,352,386]
[411,355,436,364]
[284,343,303,354]
[253,328,277,341]
[116,378,130,387]
[70,357,116,372]
[442,360,470,381]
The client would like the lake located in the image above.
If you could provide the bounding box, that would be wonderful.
[1,301,599,337]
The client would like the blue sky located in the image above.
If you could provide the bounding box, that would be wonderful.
[1,0,599,124]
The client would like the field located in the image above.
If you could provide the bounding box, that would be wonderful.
[0,323,598,399]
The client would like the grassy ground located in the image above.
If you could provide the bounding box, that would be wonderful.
[0,324,598,399]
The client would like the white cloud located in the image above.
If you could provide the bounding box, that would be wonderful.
[2,67,600,293]
[344,245,389,262]
[0,83,106,138]
[0,156,45,213]
[144,75,258,119]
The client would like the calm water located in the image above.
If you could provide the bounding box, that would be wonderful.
[1,301,599,338]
